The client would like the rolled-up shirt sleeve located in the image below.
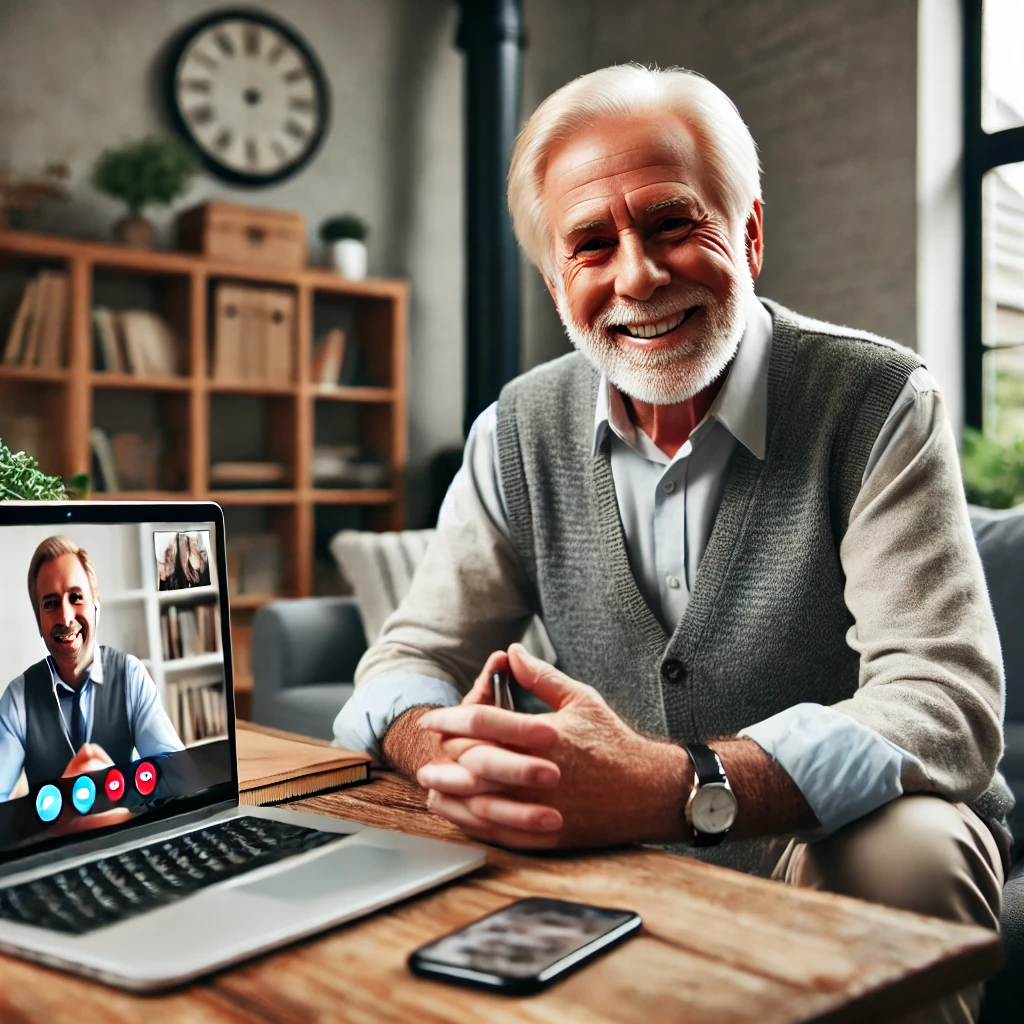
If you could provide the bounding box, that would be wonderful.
[0,679,27,802]
[741,371,1004,835]
[332,403,534,756]
[125,656,185,756]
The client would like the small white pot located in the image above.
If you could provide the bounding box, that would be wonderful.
[331,238,368,280]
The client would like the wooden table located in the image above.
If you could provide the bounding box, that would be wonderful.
[0,771,1002,1023]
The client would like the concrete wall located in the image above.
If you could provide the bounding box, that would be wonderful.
[0,0,922,500]
[519,0,920,367]
[0,0,465,519]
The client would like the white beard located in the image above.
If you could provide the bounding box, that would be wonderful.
[555,263,755,405]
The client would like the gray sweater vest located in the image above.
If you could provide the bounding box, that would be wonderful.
[496,301,933,875]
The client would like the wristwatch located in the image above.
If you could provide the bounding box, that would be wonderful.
[682,742,737,846]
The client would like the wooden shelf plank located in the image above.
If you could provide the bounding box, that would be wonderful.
[307,488,395,505]
[230,593,280,610]
[309,385,396,403]
[91,372,192,391]
[207,379,299,396]
[0,231,409,297]
[209,489,298,505]
[93,490,195,501]
[163,651,225,673]
[0,366,68,385]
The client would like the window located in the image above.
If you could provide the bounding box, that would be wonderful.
[964,0,1024,434]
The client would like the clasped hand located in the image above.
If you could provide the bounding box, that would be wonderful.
[416,644,687,850]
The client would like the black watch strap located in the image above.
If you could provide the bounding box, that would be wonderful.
[686,742,726,786]
[684,742,729,846]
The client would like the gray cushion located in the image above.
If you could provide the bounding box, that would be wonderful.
[251,598,367,693]
[970,504,1024,723]
[253,684,355,742]
[979,860,1024,1023]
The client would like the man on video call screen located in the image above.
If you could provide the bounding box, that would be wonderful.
[0,521,233,855]
[0,536,184,802]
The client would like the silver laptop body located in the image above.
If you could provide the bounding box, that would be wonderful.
[0,501,484,991]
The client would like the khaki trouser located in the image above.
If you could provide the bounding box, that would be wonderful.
[773,797,1006,1024]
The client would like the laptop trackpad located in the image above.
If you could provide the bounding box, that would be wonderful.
[238,844,402,902]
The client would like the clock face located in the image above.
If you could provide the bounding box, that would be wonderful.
[691,783,737,834]
[167,9,330,186]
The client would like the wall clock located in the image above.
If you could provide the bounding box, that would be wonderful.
[166,8,330,186]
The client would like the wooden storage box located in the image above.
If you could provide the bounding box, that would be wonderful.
[178,202,307,270]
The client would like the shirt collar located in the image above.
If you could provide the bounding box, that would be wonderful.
[47,647,103,693]
[593,292,772,461]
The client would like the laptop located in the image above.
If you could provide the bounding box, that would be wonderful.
[0,501,484,990]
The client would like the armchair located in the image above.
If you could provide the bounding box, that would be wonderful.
[250,597,366,741]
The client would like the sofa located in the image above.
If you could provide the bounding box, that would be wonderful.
[250,508,1023,1019]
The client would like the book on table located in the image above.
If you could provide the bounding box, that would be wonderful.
[235,721,370,806]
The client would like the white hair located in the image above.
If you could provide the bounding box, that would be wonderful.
[507,64,762,277]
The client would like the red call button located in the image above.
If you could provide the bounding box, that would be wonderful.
[104,768,126,802]
[135,761,157,796]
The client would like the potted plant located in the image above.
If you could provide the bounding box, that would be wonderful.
[320,214,369,280]
[0,439,89,500]
[91,137,198,249]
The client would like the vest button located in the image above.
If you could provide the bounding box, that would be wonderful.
[661,658,685,682]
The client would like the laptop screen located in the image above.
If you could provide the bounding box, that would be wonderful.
[0,504,237,862]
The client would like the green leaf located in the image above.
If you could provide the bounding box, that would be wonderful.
[0,439,67,501]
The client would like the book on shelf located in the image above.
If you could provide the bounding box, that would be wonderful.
[2,270,69,369]
[89,427,121,493]
[166,678,228,746]
[310,328,346,387]
[92,307,179,376]
[120,310,179,376]
[90,427,164,493]
[111,431,161,490]
[235,721,370,806]
[211,283,294,384]
[92,307,123,372]
[161,602,219,660]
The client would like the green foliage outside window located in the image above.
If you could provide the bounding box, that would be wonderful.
[962,427,1024,509]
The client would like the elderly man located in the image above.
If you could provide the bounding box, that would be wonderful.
[335,66,1009,1021]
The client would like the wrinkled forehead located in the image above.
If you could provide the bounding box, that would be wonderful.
[542,112,719,230]
[36,553,92,602]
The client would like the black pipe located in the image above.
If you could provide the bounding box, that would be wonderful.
[455,0,525,438]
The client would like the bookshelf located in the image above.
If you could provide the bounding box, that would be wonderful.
[0,229,409,713]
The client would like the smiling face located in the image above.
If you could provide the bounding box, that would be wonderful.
[543,110,763,404]
[36,553,98,686]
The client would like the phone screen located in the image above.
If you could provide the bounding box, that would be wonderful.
[412,897,639,985]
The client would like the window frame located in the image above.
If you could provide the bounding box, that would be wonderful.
[962,0,1024,428]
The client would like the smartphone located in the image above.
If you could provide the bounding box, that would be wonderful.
[408,897,641,995]
[491,670,514,711]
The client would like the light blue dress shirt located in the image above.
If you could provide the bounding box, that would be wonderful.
[335,296,935,836]
[0,647,184,801]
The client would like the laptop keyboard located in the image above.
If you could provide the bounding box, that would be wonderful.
[0,816,347,936]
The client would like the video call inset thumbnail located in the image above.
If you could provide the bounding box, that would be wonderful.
[0,522,232,856]
[155,531,212,591]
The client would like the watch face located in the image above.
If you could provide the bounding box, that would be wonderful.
[167,9,330,186]
[691,782,737,834]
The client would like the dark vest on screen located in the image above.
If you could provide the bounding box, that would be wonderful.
[22,646,133,788]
